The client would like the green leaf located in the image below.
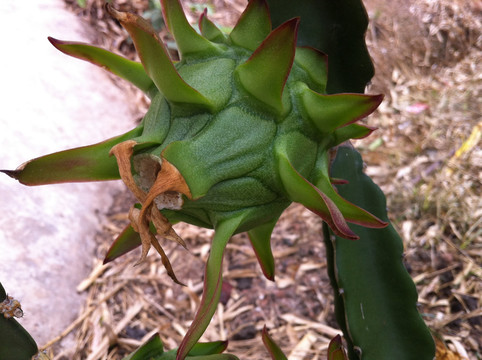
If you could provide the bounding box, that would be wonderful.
[325,145,435,360]
[262,326,288,360]
[0,283,38,360]
[267,0,374,93]
[48,38,157,98]
[177,214,247,359]
[1,127,142,185]
[103,225,142,264]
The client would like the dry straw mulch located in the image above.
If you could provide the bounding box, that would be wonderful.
[47,193,338,359]
[45,0,480,358]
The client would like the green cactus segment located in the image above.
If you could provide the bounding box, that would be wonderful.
[0,283,38,360]
[161,0,223,58]
[262,326,288,360]
[199,10,227,44]
[1,127,142,185]
[103,225,142,264]
[48,37,156,98]
[247,217,278,280]
[229,0,271,51]
[107,5,213,112]
[235,18,299,114]
[294,47,328,94]
[177,214,246,359]
[266,0,374,94]
[328,145,435,360]
[301,90,383,134]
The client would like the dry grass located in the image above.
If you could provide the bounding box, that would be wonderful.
[45,195,338,359]
[361,0,481,357]
[45,0,481,358]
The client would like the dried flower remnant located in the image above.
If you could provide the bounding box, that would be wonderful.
[0,295,23,319]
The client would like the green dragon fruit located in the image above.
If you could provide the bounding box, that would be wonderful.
[2,0,387,357]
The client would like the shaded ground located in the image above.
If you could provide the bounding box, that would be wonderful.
[42,0,481,359]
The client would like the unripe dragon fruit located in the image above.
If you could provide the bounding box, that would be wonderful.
[2,0,387,356]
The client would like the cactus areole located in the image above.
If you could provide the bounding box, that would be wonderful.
[2,0,387,356]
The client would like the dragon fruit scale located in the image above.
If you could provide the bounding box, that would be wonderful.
[2,1,387,356]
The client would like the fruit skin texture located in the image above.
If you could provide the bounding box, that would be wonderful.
[103,0,387,261]
[2,0,387,358]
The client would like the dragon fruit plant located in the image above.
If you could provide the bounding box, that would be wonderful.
[2,0,436,359]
